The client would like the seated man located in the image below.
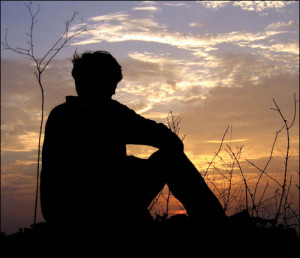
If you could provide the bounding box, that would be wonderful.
[40,51,226,237]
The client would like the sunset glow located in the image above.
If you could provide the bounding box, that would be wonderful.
[1,1,299,235]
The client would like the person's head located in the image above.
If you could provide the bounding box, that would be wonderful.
[71,50,123,98]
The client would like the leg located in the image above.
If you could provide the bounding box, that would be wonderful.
[125,155,167,209]
[148,150,226,226]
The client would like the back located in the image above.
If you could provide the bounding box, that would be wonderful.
[41,97,133,231]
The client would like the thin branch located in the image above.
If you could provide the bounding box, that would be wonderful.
[246,160,281,186]
[288,93,298,129]
[40,12,88,73]
[246,123,285,187]
[226,144,252,211]
[226,184,243,212]
[272,98,290,222]
[33,71,44,224]
[24,3,40,56]
[204,125,229,177]
[255,181,269,217]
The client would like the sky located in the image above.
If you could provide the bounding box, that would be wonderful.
[1,1,299,235]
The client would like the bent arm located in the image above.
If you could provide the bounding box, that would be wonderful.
[116,103,184,153]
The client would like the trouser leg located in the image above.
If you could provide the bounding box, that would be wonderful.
[148,150,226,226]
[125,155,167,211]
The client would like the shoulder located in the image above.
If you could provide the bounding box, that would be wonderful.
[48,96,80,118]
[46,102,71,127]
[50,102,68,113]
[48,102,68,118]
[110,99,138,117]
[110,99,132,110]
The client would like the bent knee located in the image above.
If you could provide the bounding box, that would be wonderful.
[148,149,185,164]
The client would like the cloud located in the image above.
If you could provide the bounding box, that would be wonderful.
[115,29,298,123]
[199,1,294,13]
[132,6,159,12]
[140,1,156,6]
[88,12,163,29]
[269,42,299,55]
[266,20,296,30]
[209,52,280,85]
[200,1,230,10]
[189,22,203,28]
[116,51,211,116]
[120,52,181,87]
[75,25,281,49]
[73,8,288,52]
[163,2,189,8]
[236,39,299,74]
[233,1,294,12]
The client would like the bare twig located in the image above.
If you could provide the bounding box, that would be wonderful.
[245,93,298,225]
[148,190,163,212]
[167,111,186,141]
[272,97,293,222]
[226,145,253,211]
[204,125,229,177]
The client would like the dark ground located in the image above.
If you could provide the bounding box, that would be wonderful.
[1,210,299,255]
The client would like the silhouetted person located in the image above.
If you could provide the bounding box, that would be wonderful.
[40,51,226,240]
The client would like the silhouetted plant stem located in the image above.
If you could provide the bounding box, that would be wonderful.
[33,72,44,224]
[271,96,296,222]
[246,93,298,224]
[226,145,252,211]
[202,94,298,229]
[204,125,229,178]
